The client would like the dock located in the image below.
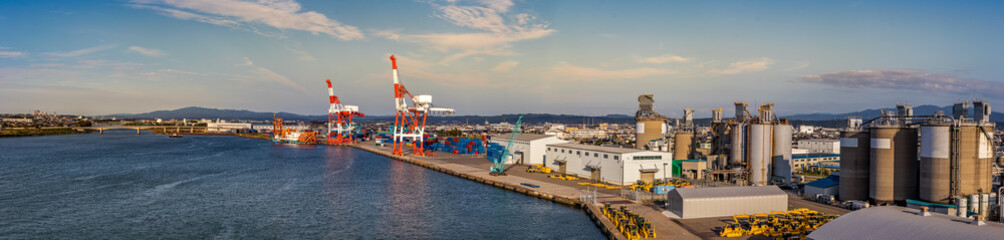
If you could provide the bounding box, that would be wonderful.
[352,141,702,240]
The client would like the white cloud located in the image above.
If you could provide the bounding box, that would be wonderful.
[638,54,690,64]
[0,51,24,58]
[800,69,1004,98]
[492,60,518,72]
[383,0,554,64]
[44,45,115,57]
[130,0,364,40]
[128,46,167,57]
[706,57,774,75]
[241,57,308,93]
[378,55,504,88]
[550,62,674,81]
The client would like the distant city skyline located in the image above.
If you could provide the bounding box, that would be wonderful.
[2,0,1002,117]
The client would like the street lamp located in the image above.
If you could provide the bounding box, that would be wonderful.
[663,162,668,181]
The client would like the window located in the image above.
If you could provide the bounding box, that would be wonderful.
[561,149,565,153]
[614,155,619,160]
[594,153,599,157]
[604,154,609,159]
[547,147,551,151]
[632,155,662,160]
[577,151,581,155]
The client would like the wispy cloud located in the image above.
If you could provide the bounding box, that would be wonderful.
[800,69,1004,98]
[130,0,363,40]
[492,60,519,72]
[638,54,690,64]
[128,46,166,57]
[0,51,24,58]
[241,57,308,93]
[44,45,115,58]
[706,57,774,75]
[374,55,506,88]
[550,62,674,81]
[381,0,554,64]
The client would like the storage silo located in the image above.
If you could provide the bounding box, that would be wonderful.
[673,132,694,160]
[869,125,918,203]
[839,130,871,201]
[919,123,951,203]
[634,94,667,150]
[956,125,995,195]
[730,123,747,165]
[749,124,774,185]
[772,124,793,185]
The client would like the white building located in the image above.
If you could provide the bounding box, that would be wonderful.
[568,128,608,139]
[207,122,252,133]
[489,134,568,165]
[798,125,816,134]
[796,139,840,154]
[545,143,672,185]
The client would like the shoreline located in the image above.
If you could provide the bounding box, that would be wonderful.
[0,128,89,138]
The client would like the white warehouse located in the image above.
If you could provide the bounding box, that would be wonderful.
[489,134,567,165]
[545,143,672,185]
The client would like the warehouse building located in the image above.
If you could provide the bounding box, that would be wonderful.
[804,175,839,196]
[807,206,1004,240]
[489,134,567,165]
[666,186,787,219]
[545,143,672,185]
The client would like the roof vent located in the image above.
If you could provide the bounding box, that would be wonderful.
[971,215,986,226]
[919,206,931,217]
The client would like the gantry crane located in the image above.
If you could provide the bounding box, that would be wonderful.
[389,55,455,156]
[490,116,523,176]
[325,79,365,144]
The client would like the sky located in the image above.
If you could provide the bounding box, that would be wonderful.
[1,0,1003,117]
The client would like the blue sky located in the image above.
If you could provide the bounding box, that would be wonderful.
[1,0,1003,117]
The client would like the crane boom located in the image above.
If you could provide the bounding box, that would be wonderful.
[491,115,523,175]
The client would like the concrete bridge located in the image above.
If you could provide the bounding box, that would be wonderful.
[74,126,207,134]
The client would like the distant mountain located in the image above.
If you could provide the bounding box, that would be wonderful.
[101,107,636,124]
[102,106,324,121]
[784,105,1004,122]
[103,105,1002,126]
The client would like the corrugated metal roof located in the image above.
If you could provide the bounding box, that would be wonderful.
[671,186,786,200]
[489,133,560,142]
[547,143,650,154]
[805,175,839,189]
[807,206,1004,240]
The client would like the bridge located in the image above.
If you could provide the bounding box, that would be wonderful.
[74,126,208,134]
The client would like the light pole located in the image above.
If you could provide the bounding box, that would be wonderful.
[663,162,668,181]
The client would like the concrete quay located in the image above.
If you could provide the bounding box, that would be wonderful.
[351,141,701,240]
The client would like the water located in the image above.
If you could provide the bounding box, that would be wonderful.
[0,131,604,239]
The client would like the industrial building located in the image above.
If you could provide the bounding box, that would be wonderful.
[665,186,788,219]
[792,153,840,169]
[795,139,839,154]
[807,206,1004,240]
[634,94,669,150]
[488,133,567,165]
[545,143,672,185]
[702,102,794,186]
[839,101,997,205]
[673,108,696,160]
[804,175,839,196]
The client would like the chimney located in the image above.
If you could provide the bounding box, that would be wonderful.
[971,214,986,226]
[919,206,931,216]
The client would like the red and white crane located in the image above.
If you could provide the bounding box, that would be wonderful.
[326,79,365,144]
[390,55,454,156]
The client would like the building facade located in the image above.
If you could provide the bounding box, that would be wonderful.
[545,143,672,185]
[796,139,840,154]
[488,134,568,165]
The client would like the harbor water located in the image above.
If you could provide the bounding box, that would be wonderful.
[0,131,603,239]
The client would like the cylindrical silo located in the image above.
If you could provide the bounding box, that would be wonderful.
[870,126,918,203]
[772,124,792,185]
[673,132,694,160]
[839,130,871,201]
[730,123,746,165]
[955,125,995,196]
[635,118,665,150]
[749,124,773,185]
[956,196,968,218]
[919,124,951,203]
